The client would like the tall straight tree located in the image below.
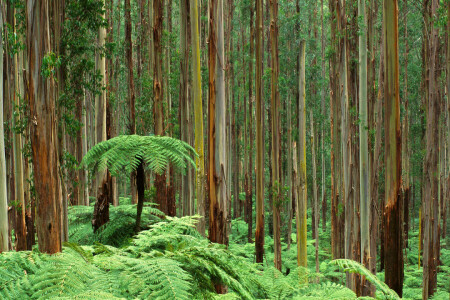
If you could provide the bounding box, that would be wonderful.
[0,8,8,253]
[190,0,206,234]
[422,0,440,298]
[27,0,62,254]
[180,0,191,216]
[359,0,371,295]
[11,7,27,251]
[297,40,307,268]
[125,0,137,204]
[153,0,168,214]
[208,0,228,248]
[383,0,403,296]
[310,110,319,275]
[270,0,281,271]
[255,0,264,264]
[246,3,254,243]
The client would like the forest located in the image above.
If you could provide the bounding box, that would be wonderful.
[0,0,449,299]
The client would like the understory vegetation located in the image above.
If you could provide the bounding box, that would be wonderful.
[1,200,448,299]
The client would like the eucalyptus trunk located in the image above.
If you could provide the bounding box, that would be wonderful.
[153,0,168,214]
[27,0,62,254]
[190,0,206,235]
[310,111,319,275]
[270,0,281,271]
[12,12,27,251]
[297,40,307,268]
[383,0,403,296]
[359,0,371,295]
[208,0,228,250]
[125,0,137,205]
[255,0,264,264]
[0,10,9,253]
[422,0,440,298]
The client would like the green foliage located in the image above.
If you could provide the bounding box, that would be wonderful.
[331,259,400,300]
[0,217,262,300]
[80,134,197,176]
[68,204,164,247]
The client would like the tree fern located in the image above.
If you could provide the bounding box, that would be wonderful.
[80,135,196,176]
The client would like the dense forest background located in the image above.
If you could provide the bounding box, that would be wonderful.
[0,0,449,299]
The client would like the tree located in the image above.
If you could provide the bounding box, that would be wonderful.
[297,40,307,268]
[208,0,228,248]
[359,0,371,295]
[190,0,206,235]
[310,110,319,275]
[383,0,403,296]
[125,0,137,205]
[422,0,440,298]
[81,135,196,232]
[270,0,281,271]
[153,0,168,215]
[0,7,9,253]
[180,0,192,216]
[27,0,62,254]
[255,0,264,264]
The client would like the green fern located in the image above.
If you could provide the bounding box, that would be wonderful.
[80,134,197,176]
[68,204,164,247]
[331,259,400,300]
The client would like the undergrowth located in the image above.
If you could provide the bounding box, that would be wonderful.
[0,203,448,299]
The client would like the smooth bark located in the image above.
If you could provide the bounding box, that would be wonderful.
[297,40,307,268]
[383,0,403,295]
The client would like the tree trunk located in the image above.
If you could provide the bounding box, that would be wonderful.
[297,40,307,269]
[27,0,62,254]
[255,0,264,264]
[359,0,371,295]
[0,10,9,252]
[383,0,403,296]
[180,0,191,216]
[135,160,145,232]
[191,0,206,235]
[153,0,168,215]
[247,5,254,244]
[310,111,319,276]
[270,0,281,271]
[422,0,440,298]
[11,10,27,251]
[320,0,326,234]
[125,0,137,205]
[208,0,228,251]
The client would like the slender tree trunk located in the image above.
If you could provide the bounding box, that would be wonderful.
[180,0,190,216]
[270,0,281,271]
[320,0,326,233]
[191,0,206,235]
[153,0,168,214]
[11,10,27,250]
[0,9,9,252]
[297,40,307,269]
[125,0,137,206]
[359,0,371,295]
[422,0,440,298]
[255,0,264,264]
[383,0,403,295]
[27,0,62,254]
[286,95,292,250]
[83,94,89,206]
[310,111,319,276]
[247,5,254,244]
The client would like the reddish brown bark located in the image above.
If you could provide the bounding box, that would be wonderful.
[27,0,62,254]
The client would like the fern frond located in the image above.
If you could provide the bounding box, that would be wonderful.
[331,259,400,300]
[80,135,197,176]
